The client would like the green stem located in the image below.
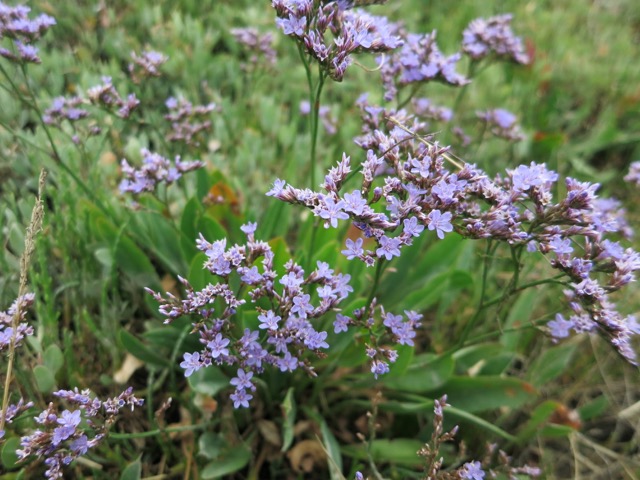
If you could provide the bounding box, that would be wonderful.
[366,259,386,307]
[457,240,493,347]
[109,421,214,440]
[396,83,421,111]
[481,275,568,309]
[310,68,326,190]
[451,60,478,117]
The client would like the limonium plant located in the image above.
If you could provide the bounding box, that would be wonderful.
[0,0,638,478]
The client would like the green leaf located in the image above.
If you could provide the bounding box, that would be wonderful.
[540,424,576,438]
[320,417,343,480]
[446,405,517,442]
[120,458,142,480]
[516,400,561,443]
[401,271,451,311]
[198,432,226,460]
[201,447,251,479]
[268,237,291,278]
[188,365,228,396]
[527,343,577,387]
[578,395,609,421]
[453,343,507,374]
[445,399,516,442]
[281,388,296,452]
[34,365,55,393]
[260,200,290,240]
[198,215,227,244]
[91,215,159,289]
[501,290,538,352]
[383,354,454,393]
[1,437,21,470]
[43,344,64,374]
[181,197,203,242]
[342,439,424,467]
[119,329,170,369]
[311,240,339,267]
[133,211,187,275]
[437,376,537,413]
[477,353,515,376]
[187,252,211,291]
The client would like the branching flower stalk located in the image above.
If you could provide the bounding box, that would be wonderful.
[0,169,46,435]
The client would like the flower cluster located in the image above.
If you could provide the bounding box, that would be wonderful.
[147,223,355,408]
[0,2,55,64]
[378,29,469,101]
[119,148,204,194]
[42,96,89,127]
[272,0,401,81]
[267,107,460,267]
[0,398,34,440]
[0,293,35,350]
[624,161,640,186]
[462,14,529,64]
[87,76,140,119]
[333,298,422,378]
[477,108,525,142]
[411,396,541,480]
[17,388,143,480]
[230,27,277,68]
[268,100,640,363]
[164,96,217,146]
[128,50,168,81]
[412,97,453,123]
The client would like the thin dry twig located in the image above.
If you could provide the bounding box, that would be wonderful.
[0,169,47,434]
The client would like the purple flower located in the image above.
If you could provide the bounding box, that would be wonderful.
[52,410,81,445]
[119,149,203,195]
[333,314,350,333]
[207,333,230,359]
[70,435,88,455]
[278,352,299,372]
[230,388,253,409]
[460,461,485,480]
[376,235,402,260]
[342,237,364,259]
[462,14,529,64]
[625,161,640,186]
[477,108,524,141]
[276,14,306,37]
[230,369,254,391]
[403,217,425,237]
[548,313,574,339]
[510,163,558,193]
[370,360,389,379]
[240,266,263,284]
[548,236,573,256]
[258,310,281,330]
[343,189,368,215]
[265,178,287,197]
[427,209,453,239]
[305,330,329,349]
[291,294,313,319]
[240,222,257,235]
[180,351,202,377]
[315,196,349,228]
[231,27,277,68]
